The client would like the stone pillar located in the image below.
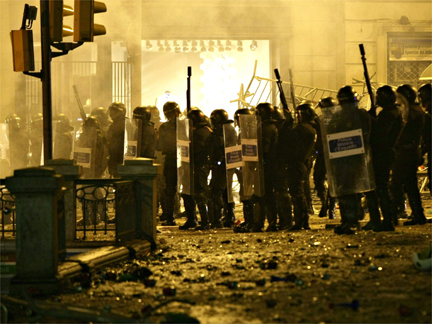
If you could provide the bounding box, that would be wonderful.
[44,159,82,243]
[118,159,161,242]
[5,167,65,295]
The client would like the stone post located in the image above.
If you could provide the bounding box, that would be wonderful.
[5,167,65,295]
[44,160,82,244]
[118,159,161,242]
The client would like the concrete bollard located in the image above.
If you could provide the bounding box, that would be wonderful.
[44,159,82,244]
[5,167,66,295]
[118,158,161,242]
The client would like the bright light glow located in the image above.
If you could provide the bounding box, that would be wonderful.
[250,40,257,51]
[237,40,243,52]
[146,40,153,50]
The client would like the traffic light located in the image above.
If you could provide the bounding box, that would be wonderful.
[74,0,107,42]
[49,0,74,42]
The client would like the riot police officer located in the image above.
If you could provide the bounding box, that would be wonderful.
[314,98,337,219]
[233,108,257,233]
[107,102,126,178]
[181,109,212,230]
[272,106,294,230]
[392,85,426,226]
[418,83,431,191]
[156,101,181,226]
[53,113,73,160]
[363,85,403,231]
[330,86,373,234]
[91,107,111,136]
[208,109,235,229]
[133,106,157,158]
[5,114,29,171]
[281,103,317,231]
[254,103,278,232]
[29,113,43,166]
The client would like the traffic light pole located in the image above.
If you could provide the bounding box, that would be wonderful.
[41,0,53,161]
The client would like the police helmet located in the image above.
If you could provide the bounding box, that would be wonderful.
[210,109,232,128]
[396,84,417,104]
[417,83,431,109]
[53,114,73,132]
[255,102,274,121]
[234,108,254,127]
[133,106,152,122]
[376,85,397,108]
[337,86,359,104]
[187,109,207,126]
[146,105,160,122]
[109,102,126,116]
[5,114,21,130]
[83,116,100,129]
[272,107,286,121]
[296,102,316,123]
[318,97,337,108]
[163,101,180,115]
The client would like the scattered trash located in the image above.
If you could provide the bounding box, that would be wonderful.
[221,271,231,277]
[144,279,157,288]
[346,244,359,249]
[321,263,329,268]
[398,304,412,316]
[221,240,231,244]
[163,312,200,323]
[163,287,177,296]
[289,238,295,243]
[118,274,138,282]
[321,273,330,280]
[412,246,432,270]
[295,279,304,286]
[256,279,266,286]
[266,299,277,308]
[171,270,182,276]
[260,260,278,270]
[217,281,238,289]
[368,265,378,271]
[329,300,360,310]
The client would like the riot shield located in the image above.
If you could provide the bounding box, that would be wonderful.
[176,117,194,195]
[224,123,242,203]
[73,126,97,179]
[238,114,264,200]
[0,124,10,178]
[124,118,141,160]
[319,105,375,197]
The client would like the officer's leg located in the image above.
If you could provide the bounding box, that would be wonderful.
[210,165,225,228]
[288,175,306,231]
[194,166,210,230]
[363,190,383,231]
[403,154,426,225]
[222,188,235,227]
[179,194,197,230]
[335,194,358,234]
[264,171,278,232]
[162,160,177,225]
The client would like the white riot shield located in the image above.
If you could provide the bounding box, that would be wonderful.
[177,117,193,195]
[238,114,264,199]
[124,118,141,160]
[74,126,97,179]
[319,105,375,197]
[224,123,241,203]
[0,124,10,178]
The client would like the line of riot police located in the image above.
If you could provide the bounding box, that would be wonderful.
[155,83,430,234]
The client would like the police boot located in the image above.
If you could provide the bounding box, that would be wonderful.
[251,200,265,232]
[179,197,198,230]
[328,197,337,219]
[363,191,381,231]
[196,202,210,231]
[289,197,304,231]
[234,201,253,233]
[403,200,427,226]
[277,193,293,230]
[223,202,236,228]
[211,207,224,229]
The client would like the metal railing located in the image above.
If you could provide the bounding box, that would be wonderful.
[0,181,16,240]
[75,179,136,242]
